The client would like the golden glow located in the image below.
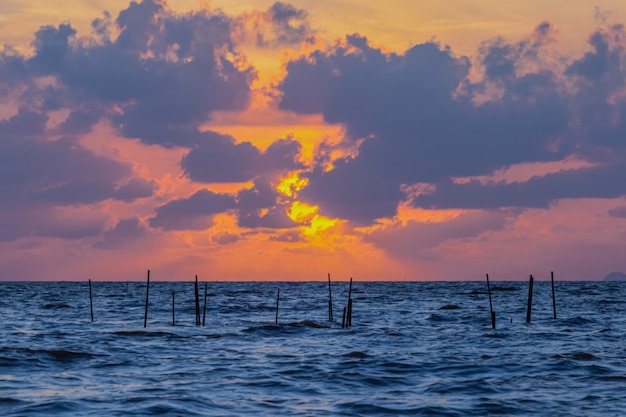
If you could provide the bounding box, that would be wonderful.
[303,214,339,237]
[277,172,309,198]
[287,201,317,223]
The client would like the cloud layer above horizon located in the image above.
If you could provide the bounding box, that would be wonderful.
[1,0,625,280]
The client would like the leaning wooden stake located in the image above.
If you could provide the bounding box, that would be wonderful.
[275,289,280,324]
[526,274,534,323]
[346,277,353,328]
[551,271,556,319]
[144,270,150,328]
[341,307,347,329]
[89,279,94,323]
[328,273,333,321]
[202,283,208,327]
[172,291,175,326]
[486,273,495,329]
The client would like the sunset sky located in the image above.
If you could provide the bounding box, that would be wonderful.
[1,0,626,281]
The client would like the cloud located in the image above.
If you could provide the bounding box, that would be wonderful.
[0,207,107,242]
[211,231,239,245]
[278,22,626,223]
[149,178,299,231]
[365,210,510,260]
[0,135,138,206]
[112,178,158,202]
[148,189,237,230]
[182,135,303,183]
[0,108,49,136]
[0,0,255,148]
[608,206,626,218]
[234,2,313,48]
[94,217,148,249]
[412,162,626,209]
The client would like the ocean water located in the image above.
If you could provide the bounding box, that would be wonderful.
[1,280,625,416]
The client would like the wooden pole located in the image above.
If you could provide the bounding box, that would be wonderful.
[89,279,94,323]
[328,273,333,321]
[194,275,200,326]
[526,274,534,323]
[347,299,353,328]
[551,271,556,319]
[172,291,175,326]
[486,273,495,329]
[275,289,280,325]
[144,270,150,328]
[202,282,208,327]
[347,278,353,328]
[341,307,346,329]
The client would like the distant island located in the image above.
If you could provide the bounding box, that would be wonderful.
[604,272,626,281]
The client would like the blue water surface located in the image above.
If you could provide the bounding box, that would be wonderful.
[0,280,624,416]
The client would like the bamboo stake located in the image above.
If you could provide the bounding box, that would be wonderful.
[342,307,346,329]
[194,275,200,326]
[275,289,280,325]
[202,282,208,327]
[550,271,556,320]
[89,279,94,323]
[144,270,150,328]
[526,274,534,323]
[486,273,495,329]
[347,278,353,328]
[328,273,333,321]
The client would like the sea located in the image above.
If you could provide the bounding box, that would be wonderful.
[1,280,625,416]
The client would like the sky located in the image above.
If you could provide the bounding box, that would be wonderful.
[1,0,626,281]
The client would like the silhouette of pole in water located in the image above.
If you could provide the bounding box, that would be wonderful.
[346,277,353,328]
[328,273,333,321]
[144,270,150,328]
[194,275,200,326]
[89,279,94,323]
[526,274,534,323]
[275,289,280,324]
[202,282,208,327]
[486,273,495,329]
[551,271,557,320]
[172,291,175,326]
[341,307,347,328]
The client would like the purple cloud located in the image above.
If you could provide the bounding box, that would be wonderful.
[94,217,148,249]
[148,189,237,230]
[278,23,626,223]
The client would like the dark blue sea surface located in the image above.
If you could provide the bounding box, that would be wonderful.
[1,280,625,416]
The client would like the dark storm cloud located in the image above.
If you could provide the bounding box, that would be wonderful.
[94,217,148,249]
[279,23,626,223]
[235,179,297,229]
[148,189,237,230]
[182,135,303,183]
[56,106,102,135]
[0,135,137,205]
[0,207,106,242]
[149,179,298,231]
[0,0,255,148]
[0,108,49,136]
[413,162,626,209]
[112,178,158,202]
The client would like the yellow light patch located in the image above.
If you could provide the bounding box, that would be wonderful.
[304,215,339,237]
[277,172,309,198]
[288,201,318,223]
